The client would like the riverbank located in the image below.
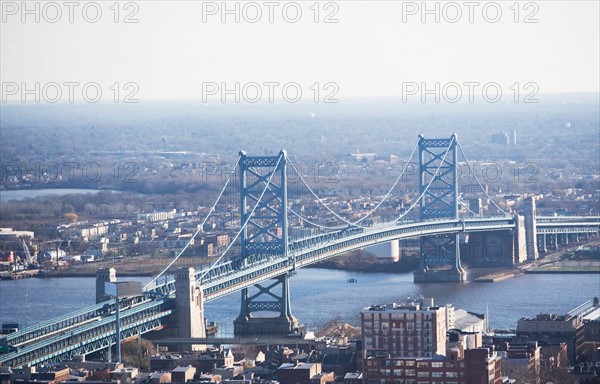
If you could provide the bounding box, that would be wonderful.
[525,260,600,274]
[474,270,523,282]
[0,269,40,280]
[308,250,419,273]
[19,244,600,281]
[471,260,598,283]
[37,255,207,278]
[38,250,421,278]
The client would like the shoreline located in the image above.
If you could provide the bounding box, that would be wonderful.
[39,271,155,278]
[474,271,523,283]
[6,263,597,281]
[8,265,597,281]
[3,252,596,281]
[524,269,600,274]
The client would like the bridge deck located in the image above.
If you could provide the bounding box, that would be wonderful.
[1,216,597,368]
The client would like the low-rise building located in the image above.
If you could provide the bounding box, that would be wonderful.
[342,372,362,383]
[517,313,582,364]
[277,362,332,384]
[363,350,502,384]
[497,341,541,382]
[150,349,234,373]
[149,371,172,384]
[171,366,196,383]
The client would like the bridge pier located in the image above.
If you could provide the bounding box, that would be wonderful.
[414,266,467,283]
[524,197,539,260]
[513,214,528,264]
[175,267,206,352]
[96,268,116,303]
[414,234,467,283]
[464,216,526,267]
[234,273,298,337]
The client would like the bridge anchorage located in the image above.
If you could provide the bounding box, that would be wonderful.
[233,150,298,337]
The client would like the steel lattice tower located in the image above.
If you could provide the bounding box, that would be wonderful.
[234,150,297,336]
[415,134,466,282]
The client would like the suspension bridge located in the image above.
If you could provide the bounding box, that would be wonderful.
[1,134,598,368]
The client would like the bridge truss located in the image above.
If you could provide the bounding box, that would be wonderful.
[416,134,466,281]
[2,135,598,368]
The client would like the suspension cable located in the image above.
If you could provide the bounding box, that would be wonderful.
[144,155,241,290]
[288,206,347,231]
[253,170,347,232]
[198,153,283,281]
[392,136,455,222]
[288,161,368,228]
[354,141,419,224]
[457,141,509,215]
[288,141,419,229]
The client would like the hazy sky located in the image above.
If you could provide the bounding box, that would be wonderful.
[1,1,599,102]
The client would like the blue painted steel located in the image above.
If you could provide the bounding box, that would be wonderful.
[236,151,293,331]
[417,135,462,270]
[2,216,597,368]
[2,138,598,368]
[239,150,288,259]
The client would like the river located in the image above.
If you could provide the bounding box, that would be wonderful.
[1,269,598,335]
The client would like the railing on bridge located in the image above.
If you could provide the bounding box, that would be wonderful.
[1,299,173,368]
[2,138,599,369]
[2,219,597,368]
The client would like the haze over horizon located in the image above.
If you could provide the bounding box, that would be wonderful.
[2,1,599,103]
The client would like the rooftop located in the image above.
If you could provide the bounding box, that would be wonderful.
[278,362,316,370]
[363,297,441,313]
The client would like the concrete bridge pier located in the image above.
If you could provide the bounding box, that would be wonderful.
[234,273,299,337]
[414,234,467,283]
[413,265,467,283]
[96,268,116,303]
[175,268,206,352]
[463,215,527,267]
[524,197,539,260]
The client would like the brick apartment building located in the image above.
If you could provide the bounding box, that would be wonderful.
[361,298,450,359]
[361,298,502,384]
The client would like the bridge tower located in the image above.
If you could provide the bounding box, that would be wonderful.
[234,150,298,336]
[414,134,467,283]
